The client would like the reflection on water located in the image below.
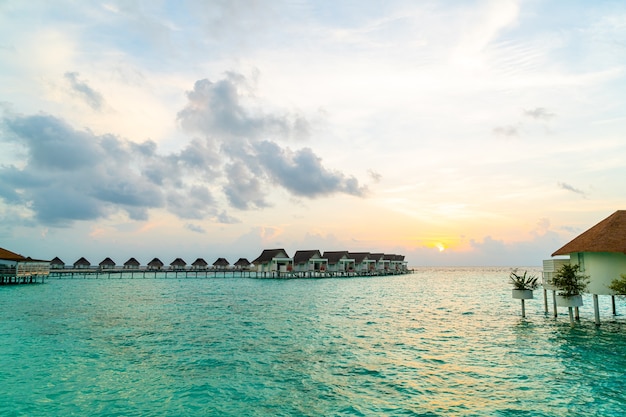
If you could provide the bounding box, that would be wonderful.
[1,267,625,416]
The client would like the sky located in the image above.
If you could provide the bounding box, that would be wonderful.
[1,0,625,267]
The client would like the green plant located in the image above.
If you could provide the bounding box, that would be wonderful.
[608,273,626,297]
[551,264,589,297]
[509,269,539,290]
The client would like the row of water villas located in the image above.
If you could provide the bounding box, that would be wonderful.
[47,249,409,279]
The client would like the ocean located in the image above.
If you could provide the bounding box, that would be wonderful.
[1,267,625,416]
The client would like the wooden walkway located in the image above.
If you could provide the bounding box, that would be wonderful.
[0,274,47,285]
[48,268,413,280]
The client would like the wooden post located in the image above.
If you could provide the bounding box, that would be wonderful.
[568,307,574,325]
[574,306,580,321]
[593,294,600,326]
[521,299,526,318]
[552,291,558,318]
[543,288,548,314]
[612,296,617,315]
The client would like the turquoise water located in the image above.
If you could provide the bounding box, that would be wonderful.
[1,267,626,416]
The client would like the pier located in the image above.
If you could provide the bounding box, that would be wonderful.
[48,268,413,280]
[1,271,47,285]
[3,246,411,284]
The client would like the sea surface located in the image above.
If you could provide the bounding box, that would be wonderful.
[1,267,626,416]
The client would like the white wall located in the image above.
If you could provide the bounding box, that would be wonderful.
[572,252,626,295]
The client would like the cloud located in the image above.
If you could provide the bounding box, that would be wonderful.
[557,182,587,197]
[534,217,550,234]
[222,161,270,210]
[254,141,367,197]
[451,0,520,67]
[185,223,205,233]
[216,211,240,224]
[64,72,105,111]
[0,73,366,227]
[367,169,382,183]
[177,72,309,141]
[166,185,216,220]
[494,107,555,138]
[524,107,555,121]
[4,114,102,170]
[492,125,519,137]
[0,114,167,225]
[178,72,367,200]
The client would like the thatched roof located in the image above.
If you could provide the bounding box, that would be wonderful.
[253,249,290,264]
[0,247,26,261]
[293,250,322,264]
[124,258,140,266]
[552,210,626,256]
[213,258,230,267]
[148,258,164,267]
[74,257,91,267]
[322,251,351,264]
[99,257,116,267]
[51,256,65,266]
[170,258,187,267]
[234,258,251,267]
[369,253,385,261]
[349,252,371,263]
[192,258,208,267]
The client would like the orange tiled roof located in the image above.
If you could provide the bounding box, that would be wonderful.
[0,247,27,261]
[552,210,626,255]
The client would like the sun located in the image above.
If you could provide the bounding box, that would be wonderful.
[435,242,446,252]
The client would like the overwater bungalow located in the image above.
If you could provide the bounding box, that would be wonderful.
[323,251,355,273]
[383,254,397,271]
[1,247,50,284]
[73,257,91,269]
[147,258,164,270]
[234,258,251,270]
[293,250,327,272]
[124,258,141,269]
[388,254,408,271]
[370,253,388,272]
[191,258,209,270]
[544,210,626,324]
[99,257,116,269]
[170,258,187,271]
[349,252,376,274]
[253,249,293,273]
[212,258,230,269]
[50,257,65,269]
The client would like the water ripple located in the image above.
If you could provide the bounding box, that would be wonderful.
[2,268,626,416]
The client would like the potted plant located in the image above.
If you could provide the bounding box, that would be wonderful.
[510,269,538,300]
[551,264,589,307]
[608,273,626,297]
[510,269,539,318]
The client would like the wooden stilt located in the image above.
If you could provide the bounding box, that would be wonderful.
[593,294,600,326]
[612,296,617,315]
[568,307,574,326]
